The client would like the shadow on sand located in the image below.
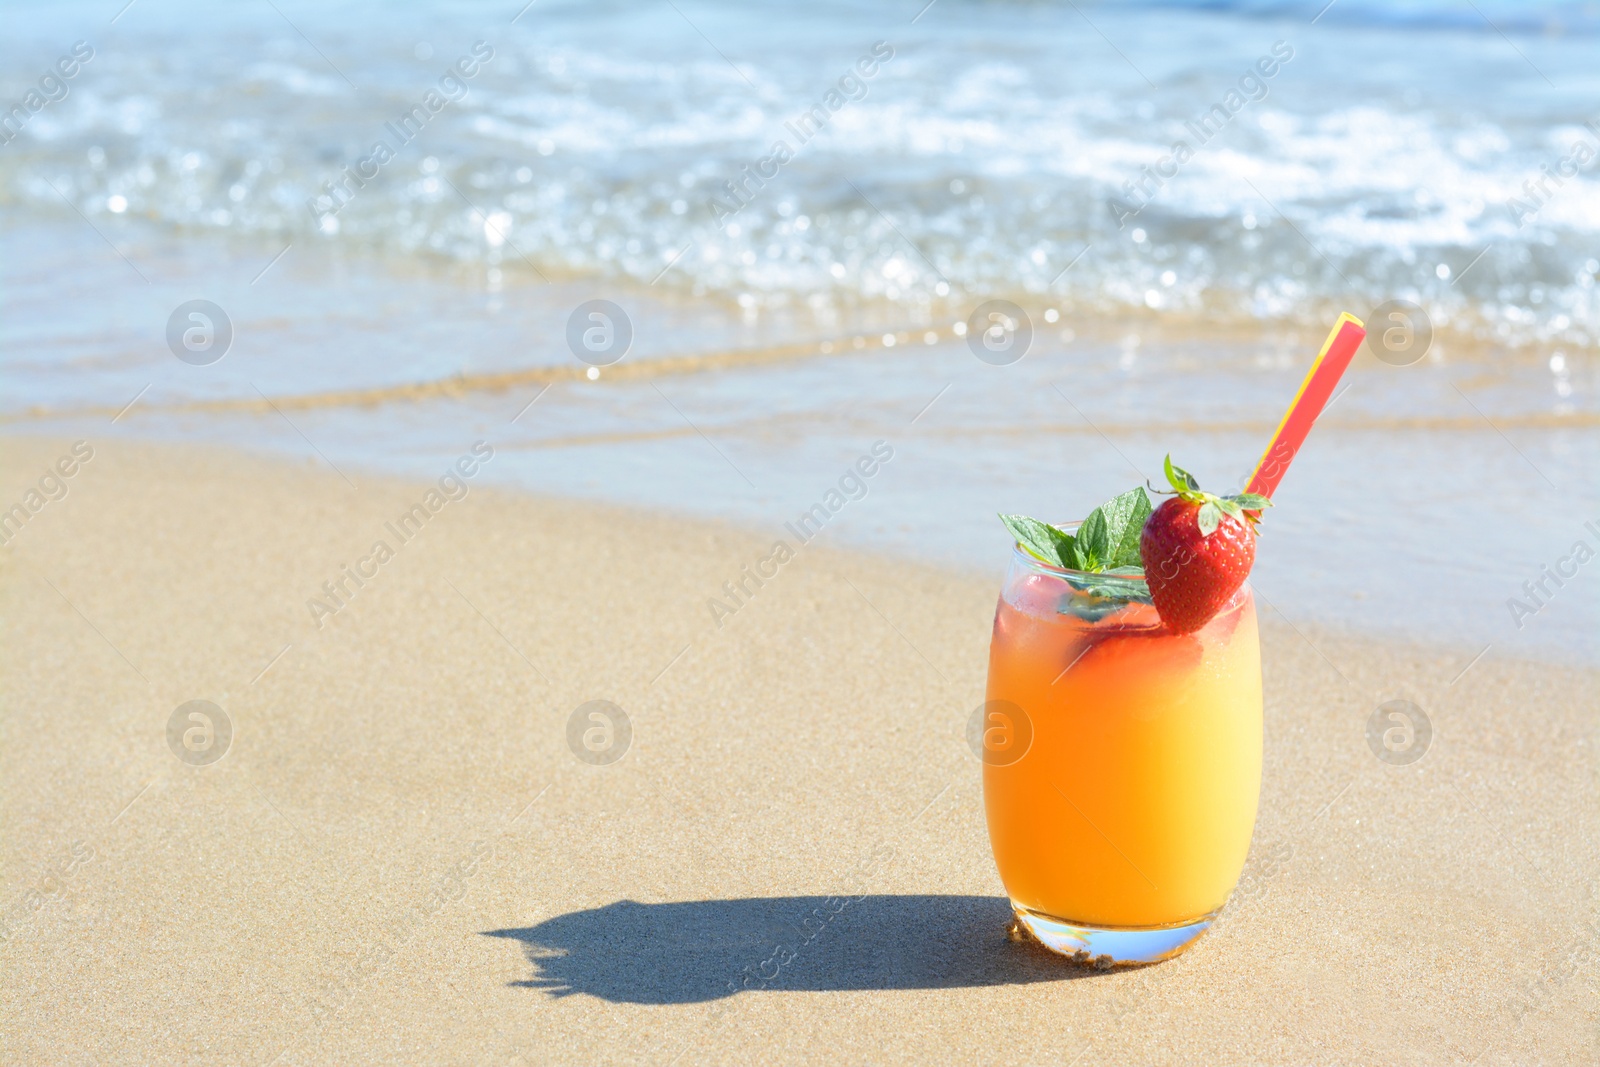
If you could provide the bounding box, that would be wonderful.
[483,894,1096,1003]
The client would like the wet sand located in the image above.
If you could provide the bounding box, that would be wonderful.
[1,437,1594,1065]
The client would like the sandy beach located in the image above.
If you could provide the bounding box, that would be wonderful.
[1,435,1594,1065]
[5,1,1597,1062]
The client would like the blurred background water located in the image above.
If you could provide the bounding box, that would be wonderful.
[1,0,1595,661]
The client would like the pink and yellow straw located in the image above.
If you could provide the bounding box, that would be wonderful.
[1244,312,1366,501]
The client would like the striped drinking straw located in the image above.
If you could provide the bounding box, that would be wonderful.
[1244,312,1367,501]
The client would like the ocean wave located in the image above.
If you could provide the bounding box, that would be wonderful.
[2,0,1595,349]
[1122,0,1600,35]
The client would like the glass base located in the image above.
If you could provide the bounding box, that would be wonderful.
[1009,905,1220,967]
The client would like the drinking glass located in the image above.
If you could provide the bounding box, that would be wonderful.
[980,527,1262,966]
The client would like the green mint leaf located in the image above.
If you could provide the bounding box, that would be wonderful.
[1098,486,1153,568]
[1074,507,1112,571]
[1024,486,1154,575]
[1058,595,1126,621]
[998,514,1075,568]
[1197,501,1221,536]
[1063,566,1152,615]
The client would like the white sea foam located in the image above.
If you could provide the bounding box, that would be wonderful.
[2,0,1596,350]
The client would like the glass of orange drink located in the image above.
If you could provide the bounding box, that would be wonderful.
[981,526,1262,966]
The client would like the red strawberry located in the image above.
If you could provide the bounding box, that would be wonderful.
[1138,456,1270,634]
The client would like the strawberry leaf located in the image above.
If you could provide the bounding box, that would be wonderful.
[1197,500,1222,536]
[1230,492,1272,510]
[1163,454,1200,494]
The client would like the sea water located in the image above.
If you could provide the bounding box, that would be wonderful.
[1,0,1595,660]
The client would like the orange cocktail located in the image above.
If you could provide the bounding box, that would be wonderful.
[980,540,1262,965]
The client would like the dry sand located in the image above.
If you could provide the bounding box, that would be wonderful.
[1,436,1595,1065]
